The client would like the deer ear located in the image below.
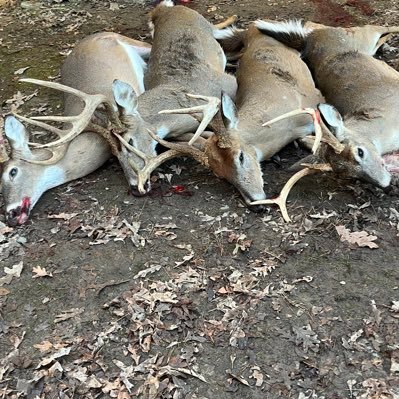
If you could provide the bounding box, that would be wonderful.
[113,80,139,116]
[317,103,345,141]
[221,92,238,130]
[4,116,33,159]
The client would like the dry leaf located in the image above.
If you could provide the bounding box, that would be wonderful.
[133,264,162,279]
[109,2,119,11]
[36,347,72,368]
[227,370,250,386]
[34,341,54,353]
[48,212,78,221]
[0,261,23,286]
[14,66,29,75]
[335,225,379,249]
[32,266,53,278]
[250,366,264,387]
[54,308,84,323]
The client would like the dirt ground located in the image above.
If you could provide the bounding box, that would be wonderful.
[1,0,399,398]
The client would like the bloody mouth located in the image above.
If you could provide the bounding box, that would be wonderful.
[383,152,399,174]
[16,197,30,224]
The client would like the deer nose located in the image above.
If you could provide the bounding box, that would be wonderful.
[247,203,267,213]
[130,180,151,197]
[6,208,21,227]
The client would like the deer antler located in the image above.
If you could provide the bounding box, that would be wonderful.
[263,108,322,154]
[113,128,209,194]
[250,163,333,222]
[214,15,237,30]
[159,94,220,145]
[14,78,121,149]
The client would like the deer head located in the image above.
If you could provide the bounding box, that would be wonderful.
[146,93,267,211]
[1,78,153,225]
[265,103,391,189]
[111,79,158,196]
[1,116,67,226]
[316,103,391,188]
[203,93,267,210]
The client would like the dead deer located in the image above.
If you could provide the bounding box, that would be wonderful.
[1,3,237,225]
[21,0,238,198]
[130,24,325,215]
[1,32,150,226]
[255,20,399,191]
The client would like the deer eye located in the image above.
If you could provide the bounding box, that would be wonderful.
[128,138,134,147]
[9,167,18,179]
[239,151,244,165]
[357,148,364,158]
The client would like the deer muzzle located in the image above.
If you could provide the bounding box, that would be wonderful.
[6,197,31,226]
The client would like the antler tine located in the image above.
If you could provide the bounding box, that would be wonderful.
[18,78,115,149]
[250,164,332,222]
[319,120,345,154]
[213,15,237,29]
[18,120,120,165]
[113,131,149,162]
[123,128,209,195]
[13,113,65,138]
[146,128,208,164]
[20,78,106,100]
[22,146,68,165]
[158,94,220,145]
[262,108,322,154]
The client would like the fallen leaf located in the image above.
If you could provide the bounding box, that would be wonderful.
[34,341,54,353]
[133,264,162,279]
[54,308,84,323]
[48,212,78,221]
[335,225,379,249]
[250,366,264,387]
[14,66,29,75]
[0,261,23,286]
[36,346,72,368]
[32,266,53,278]
[109,2,119,11]
[227,370,250,386]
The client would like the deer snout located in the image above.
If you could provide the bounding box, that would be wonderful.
[247,203,267,213]
[6,207,28,226]
[130,180,151,197]
[6,197,31,226]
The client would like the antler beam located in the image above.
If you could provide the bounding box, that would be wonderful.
[250,163,333,222]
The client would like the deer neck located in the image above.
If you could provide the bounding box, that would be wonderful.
[60,132,110,182]
[237,115,314,162]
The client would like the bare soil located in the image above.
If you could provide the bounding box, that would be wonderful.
[1,1,399,398]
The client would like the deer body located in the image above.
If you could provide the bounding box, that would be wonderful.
[234,27,323,160]
[198,26,323,205]
[112,1,237,194]
[157,25,324,208]
[2,32,149,225]
[256,21,399,187]
[305,29,399,156]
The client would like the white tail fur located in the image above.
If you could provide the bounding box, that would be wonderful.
[255,19,312,38]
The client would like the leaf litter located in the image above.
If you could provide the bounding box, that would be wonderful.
[1,1,399,398]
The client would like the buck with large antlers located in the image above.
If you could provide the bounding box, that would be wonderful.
[1,32,150,226]
[1,2,237,225]
[255,20,399,190]
[139,24,325,216]
[20,0,238,198]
